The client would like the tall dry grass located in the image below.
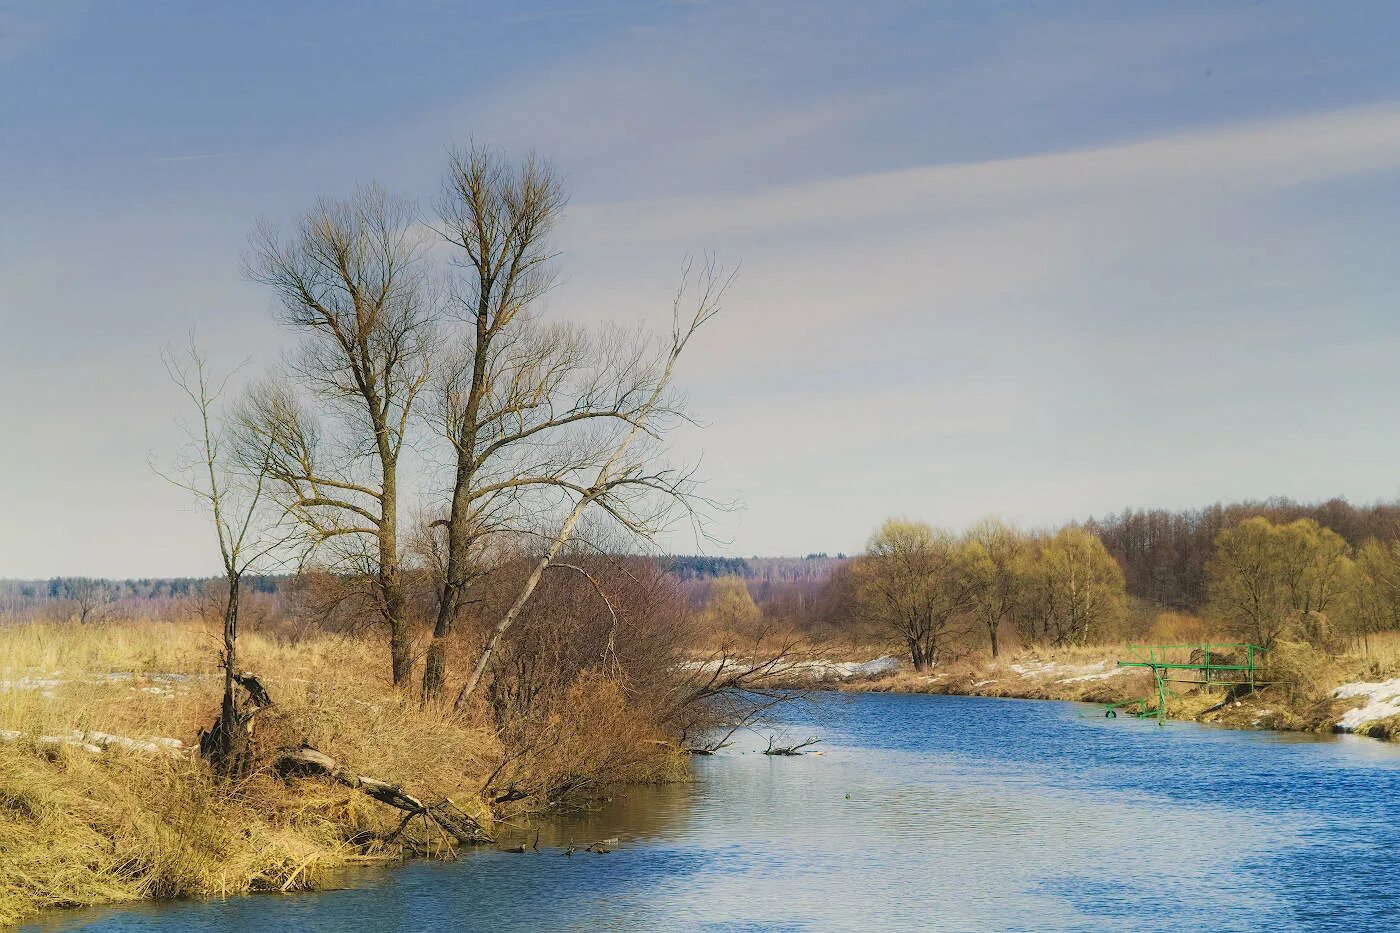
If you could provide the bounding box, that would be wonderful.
[0,619,501,925]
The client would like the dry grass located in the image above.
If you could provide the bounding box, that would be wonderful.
[847,643,1154,705]
[0,619,502,926]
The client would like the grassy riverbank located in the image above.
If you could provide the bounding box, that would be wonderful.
[0,621,681,926]
[827,635,1400,740]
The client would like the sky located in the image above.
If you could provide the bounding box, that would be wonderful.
[4,1,1400,577]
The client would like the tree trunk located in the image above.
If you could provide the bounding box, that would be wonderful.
[908,638,926,672]
[987,620,1000,658]
[204,577,250,773]
[386,580,412,686]
[455,495,592,708]
[422,468,472,702]
[381,468,413,686]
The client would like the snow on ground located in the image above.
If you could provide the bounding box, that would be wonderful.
[1056,667,1127,684]
[1333,678,1400,732]
[801,656,901,680]
[680,655,901,682]
[1005,660,1125,684]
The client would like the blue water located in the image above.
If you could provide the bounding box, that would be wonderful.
[29,693,1400,931]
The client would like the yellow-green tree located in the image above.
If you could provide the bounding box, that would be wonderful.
[1021,527,1126,646]
[1346,538,1400,647]
[1206,517,1352,647]
[964,518,1029,658]
[702,575,762,637]
[850,519,978,670]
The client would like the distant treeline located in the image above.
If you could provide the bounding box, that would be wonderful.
[0,575,285,611]
[665,554,845,582]
[9,498,1399,619]
[1088,497,1400,611]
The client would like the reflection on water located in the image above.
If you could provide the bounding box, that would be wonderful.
[27,693,1400,932]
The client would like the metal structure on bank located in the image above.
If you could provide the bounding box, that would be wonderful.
[1106,643,1269,724]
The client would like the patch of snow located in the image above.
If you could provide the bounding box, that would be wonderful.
[803,656,901,681]
[1333,678,1400,732]
[1009,660,1117,683]
[1057,668,1126,684]
[0,676,64,692]
[971,679,998,688]
[680,655,901,682]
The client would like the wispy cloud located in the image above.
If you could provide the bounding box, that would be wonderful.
[572,103,1400,245]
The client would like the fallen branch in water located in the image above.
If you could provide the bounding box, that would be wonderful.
[564,836,620,856]
[683,723,743,755]
[764,735,821,756]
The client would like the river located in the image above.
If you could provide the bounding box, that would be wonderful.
[27,692,1400,931]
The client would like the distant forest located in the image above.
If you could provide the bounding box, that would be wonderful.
[664,554,844,582]
[7,498,1399,620]
[1088,497,1400,611]
[674,497,1400,615]
[0,576,284,615]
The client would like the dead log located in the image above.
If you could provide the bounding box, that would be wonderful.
[233,671,273,708]
[274,744,494,846]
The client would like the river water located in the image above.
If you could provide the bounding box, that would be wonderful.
[29,692,1400,931]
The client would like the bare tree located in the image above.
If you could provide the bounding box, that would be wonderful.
[418,145,724,703]
[158,342,284,775]
[57,578,113,625]
[244,186,434,686]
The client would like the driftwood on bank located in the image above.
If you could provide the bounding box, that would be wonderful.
[274,744,494,846]
[198,671,492,847]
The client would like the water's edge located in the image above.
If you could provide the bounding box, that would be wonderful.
[24,691,1400,932]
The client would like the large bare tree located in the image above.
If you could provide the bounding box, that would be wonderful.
[419,146,722,703]
[244,187,434,686]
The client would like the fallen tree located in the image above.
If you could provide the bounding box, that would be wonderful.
[274,744,493,847]
[200,670,493,847]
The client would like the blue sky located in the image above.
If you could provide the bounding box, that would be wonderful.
[4,1,1400,576]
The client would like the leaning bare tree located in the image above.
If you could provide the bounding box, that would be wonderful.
[158,342,283,775]
[418,145,725,703]
[244,186,434,686]
[452,276,721,707]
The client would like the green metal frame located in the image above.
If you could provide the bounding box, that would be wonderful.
[1106,643,1266,725]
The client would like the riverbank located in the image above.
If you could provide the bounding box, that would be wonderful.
[39,690,1400,931]
[0,621,681,927]
[815,636,1400,741]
